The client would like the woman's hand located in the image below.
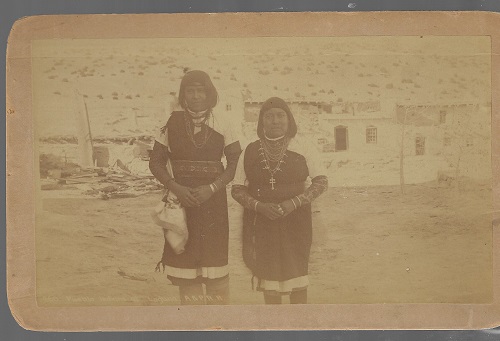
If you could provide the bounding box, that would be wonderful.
[279,199,295,217]
[170,183,200,207]
[256,202,284,220]
[191,185,214,205]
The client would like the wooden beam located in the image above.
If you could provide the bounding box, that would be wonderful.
[74,90,94,168]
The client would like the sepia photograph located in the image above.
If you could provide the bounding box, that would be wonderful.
[32,35,492,306]
[6,12,500,330]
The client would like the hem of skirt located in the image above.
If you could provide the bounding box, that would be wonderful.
[257,285,308,296]
[255,275,309,294]
[164,265,229,280]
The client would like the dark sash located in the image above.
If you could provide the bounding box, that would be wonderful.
[171,160,224,179]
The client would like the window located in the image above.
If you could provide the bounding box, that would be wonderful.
[416,136,426,155]
[322,104,332,114]
[226,104,232,111]
[366,126,377,144]
[466,138,473,147]
[439,110,447,124]
[443,136,451,147]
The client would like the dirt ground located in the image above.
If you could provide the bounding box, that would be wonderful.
[35,180,493,306]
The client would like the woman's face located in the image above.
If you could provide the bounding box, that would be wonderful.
[262,108,289,138]
[184,82,209,112]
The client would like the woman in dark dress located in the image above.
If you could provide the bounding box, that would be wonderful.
[149,70,241,305]
[231,97,328,304]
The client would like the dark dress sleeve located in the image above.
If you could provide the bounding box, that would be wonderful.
[149,141,173,187]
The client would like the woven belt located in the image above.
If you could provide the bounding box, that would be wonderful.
[171,160,224,179]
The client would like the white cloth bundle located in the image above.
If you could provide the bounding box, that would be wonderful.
[150,160,188,255]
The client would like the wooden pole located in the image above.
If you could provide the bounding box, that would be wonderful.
[74,90,94,168]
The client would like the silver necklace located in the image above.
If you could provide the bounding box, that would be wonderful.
[259,137,289,190]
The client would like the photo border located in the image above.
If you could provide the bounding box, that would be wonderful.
[6,11,500,331]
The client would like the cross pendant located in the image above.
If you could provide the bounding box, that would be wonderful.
[269,176,276,190]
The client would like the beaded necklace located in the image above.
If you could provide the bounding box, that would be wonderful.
[184,110,214,149]
[259,135,289,190]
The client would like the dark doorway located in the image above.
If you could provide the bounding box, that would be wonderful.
[335,126,348,151]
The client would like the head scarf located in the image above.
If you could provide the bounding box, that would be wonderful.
[256,97,297,139]
[178,70,218,111]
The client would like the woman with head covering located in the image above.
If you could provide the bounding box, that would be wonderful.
[149,70,241,305]
[232,97,328,304]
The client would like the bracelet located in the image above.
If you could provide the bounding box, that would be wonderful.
[254,201,260,211]
[209,183,216,193]
[291,198,297,210]
[294,196,302,207]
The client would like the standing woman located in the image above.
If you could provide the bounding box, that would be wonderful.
[149,70,241,305]
[231,97,328,304]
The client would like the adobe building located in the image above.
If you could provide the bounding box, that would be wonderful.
[243,99,395,154]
